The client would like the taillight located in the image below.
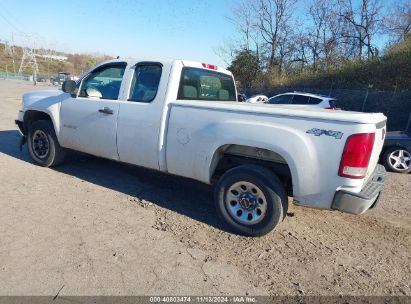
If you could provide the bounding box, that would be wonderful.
[338,133,375,179]
[325,107,336,110]
[202,63,218,70]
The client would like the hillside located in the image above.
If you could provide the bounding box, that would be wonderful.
[0,43,112,77]
[244,39,411,131]
[250,38,411,92]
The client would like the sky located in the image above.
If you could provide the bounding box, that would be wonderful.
[0,0,402,68]
[0,0,237,67]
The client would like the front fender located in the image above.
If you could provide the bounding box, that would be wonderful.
[22,90,70,137]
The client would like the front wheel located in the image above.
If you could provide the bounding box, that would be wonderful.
[27,120,66,167]
[383,147,411,174]
[214,165,288,237]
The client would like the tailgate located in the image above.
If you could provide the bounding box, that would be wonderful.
[365,119,386,182]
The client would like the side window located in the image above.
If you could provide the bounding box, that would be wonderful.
[268,95,293,104]
[128,64,162,103]
[79,64,126,100]
[177,67,236,101]
[308,97,322,104]
[291,95,310,105]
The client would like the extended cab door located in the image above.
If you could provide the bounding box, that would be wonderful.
[59,62,127,160]
[116,62,169,170]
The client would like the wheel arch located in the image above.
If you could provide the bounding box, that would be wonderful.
[209,144,295,195]
[382,144,410,153]
[23,110,58,137]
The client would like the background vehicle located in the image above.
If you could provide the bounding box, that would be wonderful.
[16,59,387,236]
[36,74,47,82]
[266,92,337,109]
[237,93,247,102]
[246,94,268,103]
[50,72,70,85]
[381,118,411,173]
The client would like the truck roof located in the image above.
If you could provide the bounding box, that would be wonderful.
[95,58,233,76]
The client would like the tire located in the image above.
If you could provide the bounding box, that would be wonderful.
[383,147,411,174]
[27,120,66,167]
[214,164,288,237]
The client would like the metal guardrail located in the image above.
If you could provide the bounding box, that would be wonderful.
[0,72,31,81]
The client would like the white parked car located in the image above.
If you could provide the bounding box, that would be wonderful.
[267,92,337,109]
[246,94,268,103]
[16,59,387,236]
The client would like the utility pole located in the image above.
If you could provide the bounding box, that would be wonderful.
[18,33,39,83]
[19,47,39,75]
[4,33,16,74]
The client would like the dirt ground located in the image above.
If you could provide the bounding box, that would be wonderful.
[0,79,410,296]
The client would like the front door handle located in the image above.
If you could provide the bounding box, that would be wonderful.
[98,107,114,115]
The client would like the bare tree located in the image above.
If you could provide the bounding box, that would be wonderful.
[383,1,411,43]
[289,30,309,72]
[219,0,408,90]
[298,0,344,72]
[254,0,297,72]
[323,9,345,69]
[276,24,295,74]
[220,0,262,67]
[227,0,255,51]
[338,0,382,60]
[213,41,238,67]
[306,0,330,71]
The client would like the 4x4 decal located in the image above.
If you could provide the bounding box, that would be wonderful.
[306,128,344,139]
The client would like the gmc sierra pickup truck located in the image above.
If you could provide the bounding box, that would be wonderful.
[15,59,387,236]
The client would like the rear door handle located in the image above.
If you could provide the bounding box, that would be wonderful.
[98,107,114,115]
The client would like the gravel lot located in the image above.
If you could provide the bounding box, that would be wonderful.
[0,79,410,296]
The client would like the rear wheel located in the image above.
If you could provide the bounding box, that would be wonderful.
[383,147,411,174]
[214,165,288,236]
[27,120,66,167]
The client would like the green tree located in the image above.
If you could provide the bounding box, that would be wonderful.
[228,50,260,89]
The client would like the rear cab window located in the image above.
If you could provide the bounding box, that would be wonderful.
[177,67,236,101]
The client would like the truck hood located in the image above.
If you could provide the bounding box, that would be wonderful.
[22,89,68,109]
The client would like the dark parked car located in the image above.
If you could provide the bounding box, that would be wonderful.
[237,93,247,102]
[50,72,70,85]
[381,127,411,174]
[36,74,47,82]
[266,92,337,109]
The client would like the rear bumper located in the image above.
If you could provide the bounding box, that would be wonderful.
[331,165,386,215]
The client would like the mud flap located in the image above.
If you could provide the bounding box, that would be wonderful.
[19,136,27,151]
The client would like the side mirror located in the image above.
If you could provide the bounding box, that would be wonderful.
[62,80,77,95]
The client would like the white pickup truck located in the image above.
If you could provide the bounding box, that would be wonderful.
[15,59,387,236]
